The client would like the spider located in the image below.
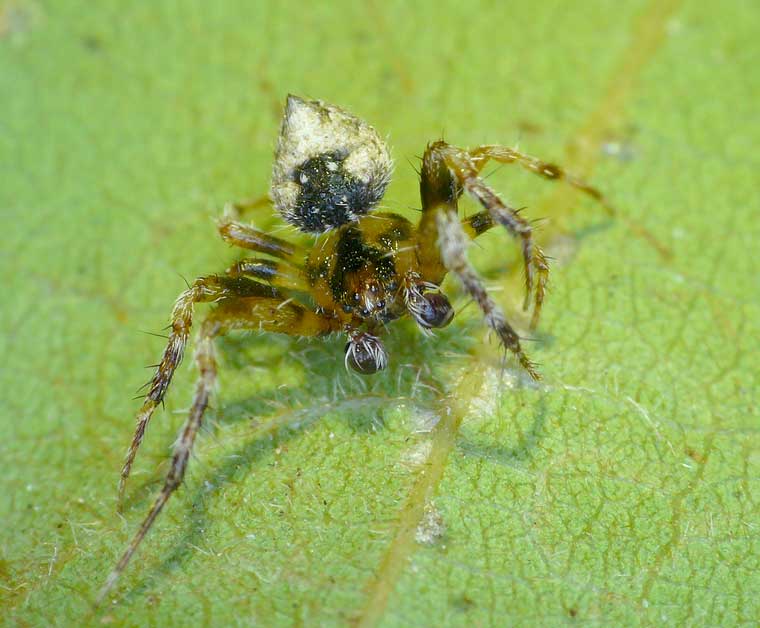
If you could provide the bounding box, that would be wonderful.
[99,95,609,601]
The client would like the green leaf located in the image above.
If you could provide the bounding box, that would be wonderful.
[2,0,758,625]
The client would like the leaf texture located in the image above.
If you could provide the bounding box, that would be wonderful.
[1,0,758,625]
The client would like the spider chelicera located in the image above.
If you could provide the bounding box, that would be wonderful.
[100,95,609,600]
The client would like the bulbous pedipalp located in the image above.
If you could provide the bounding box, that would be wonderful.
[416,292,454,329]
[344,332,388,374]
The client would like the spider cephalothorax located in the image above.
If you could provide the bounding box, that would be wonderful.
[100,94,611,601]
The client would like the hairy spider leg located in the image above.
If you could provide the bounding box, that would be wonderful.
[467,145,613,212]
[436,143,549,322]
[217,217,303,262]
[467,144,672,261]
[119,275,287,504]
[226,258,310,292]
[418,142,540,380]
[100,322,217,605]
[218,211,312,292]
[103,294,338,603]
[466,144,621,326]
[460,207,548,330]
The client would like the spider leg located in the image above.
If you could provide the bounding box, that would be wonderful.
[460,209,549,330]
[225,257,310,292]
[430,142,549,328]
[472,144,675,259]
[100,320,218,605]
[436,210,539,379]
[468,145,612,211]
[456,143,612,326]
[462,210,494,239]
[102,295,337,603]
[217,216,302,263]
[118,275,283,504]
[418,143,539,379]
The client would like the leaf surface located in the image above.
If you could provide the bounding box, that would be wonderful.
[2,1,758,625]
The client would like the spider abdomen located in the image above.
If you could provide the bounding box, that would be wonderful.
[270,95,393,234]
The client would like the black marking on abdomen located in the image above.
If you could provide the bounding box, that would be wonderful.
[291,152,382,233]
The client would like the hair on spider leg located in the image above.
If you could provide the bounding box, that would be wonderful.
[132,385,153,401]
[405,157,421,178]
[518,333,543,343]
[140,330,170,340]
[480,164,507,181]
[528,216,551,228]
[450,294,478,317]
[467,237,489,253]
[176,273,192,291]
[494,344,541,374]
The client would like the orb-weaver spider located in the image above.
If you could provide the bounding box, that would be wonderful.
[99,94,609,601]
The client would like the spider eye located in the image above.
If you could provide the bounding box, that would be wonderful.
[416,292,454,329]
[344,334,388,375]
